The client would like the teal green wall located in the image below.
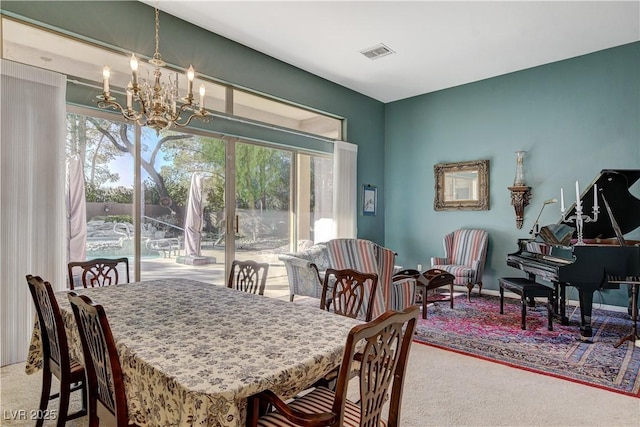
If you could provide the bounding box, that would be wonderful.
[1,0,387,243]
[384,42,640,307]
[3,2,638,307]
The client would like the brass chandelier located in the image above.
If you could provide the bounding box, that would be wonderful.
[97,4,209,134]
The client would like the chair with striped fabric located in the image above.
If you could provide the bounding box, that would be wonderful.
[326,239,415,318]
[377,244,416,312]
[246,306,420,427]
[430,229,489,301]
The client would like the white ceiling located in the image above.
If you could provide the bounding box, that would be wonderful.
[147,1,640,103]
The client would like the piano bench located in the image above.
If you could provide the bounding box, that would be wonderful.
[499,277,553,331]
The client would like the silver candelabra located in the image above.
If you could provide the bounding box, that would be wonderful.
[561,183,599,245]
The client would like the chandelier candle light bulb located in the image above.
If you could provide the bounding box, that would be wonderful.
[187,65,195,98]
[130,54,139,86]
[102,66,110,95]
[560,188,565,213]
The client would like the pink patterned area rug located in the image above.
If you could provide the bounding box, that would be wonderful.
[413,294,640,397]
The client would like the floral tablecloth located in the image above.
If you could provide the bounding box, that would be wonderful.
[26,279,361,426]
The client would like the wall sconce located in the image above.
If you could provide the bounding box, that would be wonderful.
[508,151,531,229]
[508,186,531,229]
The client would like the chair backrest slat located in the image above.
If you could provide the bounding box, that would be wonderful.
[321,268,378,321]
[333,306,419,427]
[26,275,69,369]
[67,257,130,290]
[227,260,269,295]
[68,292,128,425]
[326,239,389,317]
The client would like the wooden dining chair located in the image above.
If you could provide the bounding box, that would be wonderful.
[246,306,420,427]
[315,268,379,391]
[26,275,87,427]
[67,257,130,290]
[68,291,129,427]
[321,268,379,322]
[227,259,269,295]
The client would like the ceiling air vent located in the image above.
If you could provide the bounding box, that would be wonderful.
[360,43,395,60]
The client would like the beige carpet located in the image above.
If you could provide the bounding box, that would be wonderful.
[1,342,638,426]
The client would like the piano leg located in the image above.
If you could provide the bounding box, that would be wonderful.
[578,289,595,339]
[614,283,640,348]
[629,284,639,318]
[554,282,569,326]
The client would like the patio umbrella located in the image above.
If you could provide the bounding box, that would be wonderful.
[66,156,87,262]
[184,173,204,257]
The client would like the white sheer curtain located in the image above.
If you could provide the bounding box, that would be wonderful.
[1,60,67,366]
[332,140,358,238]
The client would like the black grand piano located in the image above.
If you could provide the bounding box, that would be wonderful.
[507,169,640,339]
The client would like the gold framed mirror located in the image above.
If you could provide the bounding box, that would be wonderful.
[434,160,490,211]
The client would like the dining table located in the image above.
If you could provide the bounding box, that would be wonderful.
[25,278,362,426]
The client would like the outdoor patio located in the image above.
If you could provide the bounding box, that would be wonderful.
[138,247,292,300]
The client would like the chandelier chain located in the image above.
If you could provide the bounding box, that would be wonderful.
[153,5,162,63]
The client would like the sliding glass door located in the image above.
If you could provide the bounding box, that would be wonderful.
[65,110,332,296]
[66,113,137,283]
[138,129,227,284]
[231,141,292,295]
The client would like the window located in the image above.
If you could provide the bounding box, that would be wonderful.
[64,110,333,290]
[233,89,341,139]
[2,17,342,140]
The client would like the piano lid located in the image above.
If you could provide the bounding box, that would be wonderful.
[560,169,640,239]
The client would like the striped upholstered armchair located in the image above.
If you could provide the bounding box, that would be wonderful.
[430,229,489,301]
[326,239,416,318]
